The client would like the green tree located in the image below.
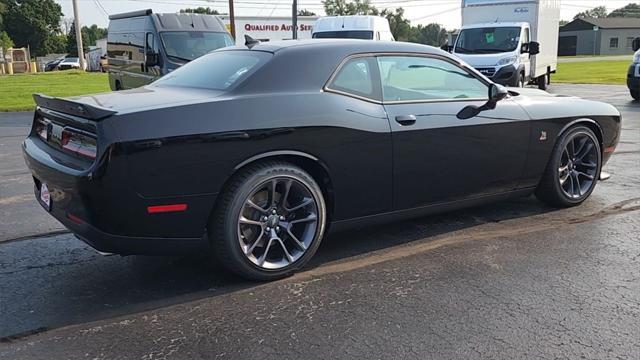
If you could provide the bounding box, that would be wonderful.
[409,23,448,46]
[66,22,88,56]
[608,3,640,18]
[81,24,107,46]
[180,7,220,15]
[44,33,66,54]
[323,0,378,16]
[298,9,316,16]
[1,0,63,56]
[380,8,411,40]
[0,2,6,30]
[0,30,13,49]
[573,6,608,19]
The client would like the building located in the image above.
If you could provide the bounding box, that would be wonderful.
[559,18,640,56]
[219,16,319,44]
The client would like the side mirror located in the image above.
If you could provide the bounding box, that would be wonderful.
[528,41,540,56]
[440,43,452,53]
[633,37,640,52]
[457,84,508,120]
[145,52,159,67]
[489,83,509,103]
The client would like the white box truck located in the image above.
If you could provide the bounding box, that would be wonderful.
[452,0,560,90]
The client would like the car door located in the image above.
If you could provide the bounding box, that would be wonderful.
[323,55,393,219]
[377,54,531,210]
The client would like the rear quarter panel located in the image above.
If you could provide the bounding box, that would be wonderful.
[110,91,393,222]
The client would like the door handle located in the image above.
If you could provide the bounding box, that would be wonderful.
[395,115,416,126]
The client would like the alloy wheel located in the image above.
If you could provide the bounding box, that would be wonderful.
[558,133,599,199]
[237,176,319,270]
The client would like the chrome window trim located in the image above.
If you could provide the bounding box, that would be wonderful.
[323,51,492,105]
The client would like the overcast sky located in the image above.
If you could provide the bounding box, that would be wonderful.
[55,0,637,30]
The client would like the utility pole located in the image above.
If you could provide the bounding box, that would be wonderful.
[72,0,86,70]
[292,0,298,39]
[228,0,236,40]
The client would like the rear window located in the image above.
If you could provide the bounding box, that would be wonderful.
[313,31,373,40]
[160,31,234,61]
[153,51,271,91]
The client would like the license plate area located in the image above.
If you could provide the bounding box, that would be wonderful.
[635,64,640,77]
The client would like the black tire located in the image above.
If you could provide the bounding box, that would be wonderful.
[546,70,551,85]
[535,126,602,207]
[516,72,525,88]
[210,161,327,281]
[537,75,547,90]
[631,89,639,102]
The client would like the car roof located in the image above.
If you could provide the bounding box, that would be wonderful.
[313,16,391,33]
[222,39,448,56]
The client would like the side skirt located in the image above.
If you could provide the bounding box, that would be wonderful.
[329,187,536,233]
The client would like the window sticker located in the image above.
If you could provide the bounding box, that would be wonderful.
[485,32,495,44]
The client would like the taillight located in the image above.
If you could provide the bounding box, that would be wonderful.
[34,118,48,141]
[61,128,97,159]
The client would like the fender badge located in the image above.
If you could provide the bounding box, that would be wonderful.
[539,131,547,141]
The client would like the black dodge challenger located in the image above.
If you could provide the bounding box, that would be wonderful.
[23,40,621,280]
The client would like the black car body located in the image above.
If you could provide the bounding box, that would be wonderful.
[23,40,621,278]
[44,58,64,72]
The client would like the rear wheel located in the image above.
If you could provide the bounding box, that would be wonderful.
[535,126,601,207]
[631,89,639,101]
[210,162,326,281]
[537,75,547,90]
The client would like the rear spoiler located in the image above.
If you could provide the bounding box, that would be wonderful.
[33,94,117,121]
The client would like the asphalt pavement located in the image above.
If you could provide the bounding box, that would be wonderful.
[0,84,638,359]
[0,112,66,242]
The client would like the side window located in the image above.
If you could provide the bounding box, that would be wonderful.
[377,56,488,102]
[327,57,379,100]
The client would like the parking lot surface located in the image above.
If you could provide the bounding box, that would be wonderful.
[0,84,638,359]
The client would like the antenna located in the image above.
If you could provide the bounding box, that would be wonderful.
[245,35,260,49]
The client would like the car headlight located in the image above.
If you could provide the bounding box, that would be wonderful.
[497,55,518,66]
[634,52,640,63]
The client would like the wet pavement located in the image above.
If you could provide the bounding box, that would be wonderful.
[0,84,638,359]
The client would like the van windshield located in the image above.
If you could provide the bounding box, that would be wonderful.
[313,31,373,40]
[160,31,234,62]
[153,51,271,91]
[455,27,521,54]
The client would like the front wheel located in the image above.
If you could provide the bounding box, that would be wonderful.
[631,89,639,101]
[535,126,602,207]
[516,72,525,88]
[210,162,326,281]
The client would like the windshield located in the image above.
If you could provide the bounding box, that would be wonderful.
[153,51,271,91]
[455,27,521,54]
[313,31,373,40]
[160,31,234,62]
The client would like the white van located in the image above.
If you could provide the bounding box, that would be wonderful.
[312,16,394,41]
[452,0,560,90]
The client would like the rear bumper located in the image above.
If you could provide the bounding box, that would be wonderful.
[23,136,211,255]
